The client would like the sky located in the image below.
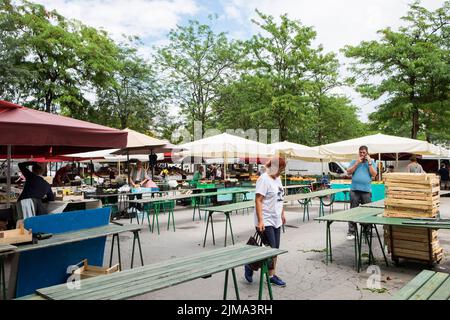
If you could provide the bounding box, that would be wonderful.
[32,0,446,122]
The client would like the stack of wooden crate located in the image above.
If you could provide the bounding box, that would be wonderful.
[383,173,443,264]
[384,173,440,218]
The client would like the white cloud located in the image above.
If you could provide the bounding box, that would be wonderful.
[33,0,200,41]
[221,0,445,53]
[219,0,446,122]
[28,0,447,122]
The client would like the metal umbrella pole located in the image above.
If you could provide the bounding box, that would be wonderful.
[6,145,11,209]
[127,152,130,185]
[90,159,94,186]
[378,153,381,181]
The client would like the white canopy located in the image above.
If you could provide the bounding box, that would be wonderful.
[64,149,119,161]
[179,133,273,159]
[179,133,273,178]
[269,141,325,162]
[318,133,442,159]
[65,150,167,163]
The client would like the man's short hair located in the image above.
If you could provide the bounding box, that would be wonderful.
[32,163,44,175]
[410,155,417,161]
[359,145,368,152]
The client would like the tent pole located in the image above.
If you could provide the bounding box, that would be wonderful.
[151,149,154,180]
[396,153,399,171]
[6,145,11,209]
[284,158,287,186]
[378,153,381,181]
[321,159,324,176]
[224,156,227,181]
[90,160,93,186]
[127,152,130,185]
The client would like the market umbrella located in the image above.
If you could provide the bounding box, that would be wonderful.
[318,133,442,180]
[179,133,273,179]
[318,133,441,158]
[0,99,128,206]
[269,141,327,185]
[111,128,180,181]
[269,141,325,162]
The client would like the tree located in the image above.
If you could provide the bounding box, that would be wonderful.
[156,16,241,135]
[214,10,364,145]
[92,41,166,132]
[0,0,120,116]
[344,1,450,142]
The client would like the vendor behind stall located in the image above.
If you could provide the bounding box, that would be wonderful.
[18,162,54,202]
[53,163,75,186]
[130,160,150,188]
[16,161,54,218]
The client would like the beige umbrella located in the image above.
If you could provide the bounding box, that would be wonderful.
[179,133,273,179]
[269,141,325,162]
[111,128,178,181]
[318,133,443,180]
[269,141,327,185]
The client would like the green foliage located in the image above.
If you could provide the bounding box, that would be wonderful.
[92,41,166,132]
[155,16,242,135]
[213,10,364,145]
[0,0,120,115]
[343,0,450,142]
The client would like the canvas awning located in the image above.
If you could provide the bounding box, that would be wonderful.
[179,133,273,178]
[111,128,178,155]
[318,133,442,160]
[0,100,127,157]
[269,141,326,162]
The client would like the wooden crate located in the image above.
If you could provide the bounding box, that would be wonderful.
[385,226,443,263]
[73,259,120,280]
[384,173,440,218]
[0,224,33,245]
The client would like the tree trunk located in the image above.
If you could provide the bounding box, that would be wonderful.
[317,102,322,145]
[411,106,419,139]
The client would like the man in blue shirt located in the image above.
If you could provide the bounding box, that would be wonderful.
[345,145,377,240]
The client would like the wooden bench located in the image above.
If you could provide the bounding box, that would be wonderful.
[393,270,450,300]
[18,244,287,300]
[284,188,350,221]
[201,201,255,247]
[2,224,145,299]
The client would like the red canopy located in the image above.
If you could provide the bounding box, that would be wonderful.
[0,100,127,157]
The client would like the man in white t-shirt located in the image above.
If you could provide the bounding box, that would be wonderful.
[244,156,287,287]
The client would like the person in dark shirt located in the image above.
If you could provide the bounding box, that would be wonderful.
[18,161,55,202]
[53,163,74,186]
[438,163,449,190]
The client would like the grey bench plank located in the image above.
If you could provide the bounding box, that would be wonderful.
[38,245,275,299]
[71,247,281,300]
[0,244,17,254]
[392,270,436,300]
[202,201,255,213]
[284,188,349,202]
[14,224,143,253]
[410,272,449,300]
[429,276,450,300]
[36,245,286,300]
[39,245,246,297]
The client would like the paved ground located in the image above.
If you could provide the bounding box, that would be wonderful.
[103,194,450,300]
